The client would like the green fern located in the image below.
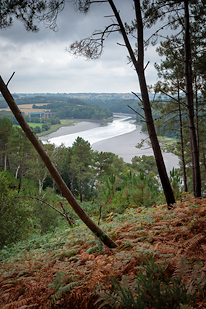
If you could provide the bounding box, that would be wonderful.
[96,257,196,309]
[48,271,65,291]
[48,271,78,307]
[49,281,78,307]
[97,237,103,253]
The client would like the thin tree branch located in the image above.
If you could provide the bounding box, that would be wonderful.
[6,72,15,86]
[127,105,145,120]
[59,201,75,225]
[144,61,150,71]
[131,91,143,103]
[16,195,74,224]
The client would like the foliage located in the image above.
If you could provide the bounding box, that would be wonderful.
[0,110,19,125]
[0,117,13,170]
[97,170,160,220]
[33,125,41,133]
[32,97,112,120]
[169,168,183,199]
[48,271,78,307]
[0,197,206,308]
[97,257,196,309]
[0,171,32,249]
[70,137,94,202]
[131,155,158,175]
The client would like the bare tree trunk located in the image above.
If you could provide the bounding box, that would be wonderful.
[194,73,199,150]
[18,162,23,193]
[203,148,206,174]
[184,0,201,197]
[7,155,11,173]
[40,202,43,236]
[68,169,75,194]
[108,0,175,206]
[15,165,20,179]
[0,75,117,249]
[178,83,188,192]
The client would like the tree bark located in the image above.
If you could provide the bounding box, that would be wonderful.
[108,0,175,206]
[18,162,23,193]
[184,0,201,197]
[0,75,117,249]
[178,83,188,192]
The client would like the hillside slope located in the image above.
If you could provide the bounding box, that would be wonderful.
[0,195,206,308]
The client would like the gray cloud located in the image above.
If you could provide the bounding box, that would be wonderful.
[1,0,161,93]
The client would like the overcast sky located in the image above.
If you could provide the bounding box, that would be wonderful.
[1,0,163,94]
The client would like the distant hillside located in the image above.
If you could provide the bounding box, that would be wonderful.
[0,93,159,125]
[10,93,147,116]
[13,93,136,100]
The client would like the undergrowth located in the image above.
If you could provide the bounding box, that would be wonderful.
[48,271,79,307]
[1,197,206,308]
[96,257,197,309]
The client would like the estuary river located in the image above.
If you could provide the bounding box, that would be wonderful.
[40,114,179,172]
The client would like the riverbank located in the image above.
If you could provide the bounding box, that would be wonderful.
[38,117,113,138]
[37,119,77,137]
[40,120,101,140]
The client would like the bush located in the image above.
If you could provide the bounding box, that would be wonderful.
[0,171,32,248]
[33,126,41,133]
[42,122,51,131]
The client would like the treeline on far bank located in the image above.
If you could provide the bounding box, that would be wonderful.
[0,116,182,251]
[0,95,143,123]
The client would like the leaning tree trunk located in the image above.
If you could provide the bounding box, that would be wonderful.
[108,0,175,206]
[184,0,201,197]
[0,75,117,249]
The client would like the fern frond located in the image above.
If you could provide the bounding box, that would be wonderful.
[187,264,206,294]
[94,290,121,309]
[2,297,33,309]
[49,281,78,307]
[48,270,65,291]
[97,237,103,253]
[59,281,78,294]
[172,256,189,279]
[183,234,205,254]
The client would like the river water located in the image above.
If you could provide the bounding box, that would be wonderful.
[40,114,179,172]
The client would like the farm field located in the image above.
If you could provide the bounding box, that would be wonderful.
[0,103,50,115]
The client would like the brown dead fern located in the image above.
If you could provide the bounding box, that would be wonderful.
[172,256,190,279]
[2,297,33,309]
[183,234,205,255]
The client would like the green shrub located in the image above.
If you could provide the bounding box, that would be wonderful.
[96,256,196,309]
[0,171,32,248]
